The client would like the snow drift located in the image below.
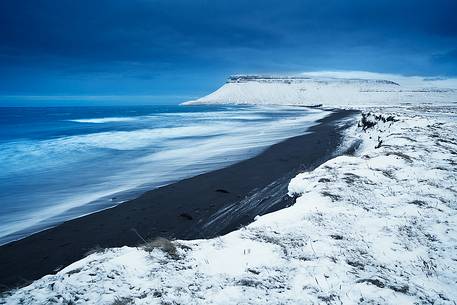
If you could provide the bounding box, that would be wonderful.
[183,72,457,106]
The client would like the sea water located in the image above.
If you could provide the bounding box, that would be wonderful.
[0,105,327,244]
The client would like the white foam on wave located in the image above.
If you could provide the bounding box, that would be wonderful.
[0,124,236,175]
[1,106,313,173]
[69,117,139,123]
[0,184,135,240]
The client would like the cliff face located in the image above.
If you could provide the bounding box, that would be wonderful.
[183,74,457,106]
[226,75,400,86]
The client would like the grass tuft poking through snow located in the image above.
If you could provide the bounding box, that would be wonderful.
[111,296,134,305]
[1,105,456,305]
[141,237,178,258]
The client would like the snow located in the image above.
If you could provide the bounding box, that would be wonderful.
[2,72,457,304]
[2,104,456,305]
[183,72,457,106]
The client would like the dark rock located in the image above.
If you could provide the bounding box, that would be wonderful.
[389,284,409,293]
[375,136,383,149]
[215,189,230,194]
[179,213,193,221]
[347,260,365,269]
[321,191,342,202]
[356,278,385,288]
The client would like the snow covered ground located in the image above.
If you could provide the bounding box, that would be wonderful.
[2,103,456,305]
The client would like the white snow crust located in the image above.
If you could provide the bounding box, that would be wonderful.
[2,104,457,305]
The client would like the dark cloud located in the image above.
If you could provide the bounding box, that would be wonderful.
[0,0,456,101]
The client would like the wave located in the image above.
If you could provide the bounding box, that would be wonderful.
[69,117,139,123]
[0,106,327,244]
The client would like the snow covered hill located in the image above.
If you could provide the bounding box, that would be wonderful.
[183,72,457,106]
[2,105,457,305]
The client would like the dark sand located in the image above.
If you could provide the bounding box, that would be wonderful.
[0,109,358,292]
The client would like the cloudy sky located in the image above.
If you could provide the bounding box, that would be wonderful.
[1,0,456,105]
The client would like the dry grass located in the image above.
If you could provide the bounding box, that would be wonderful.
[111,296,133,305]
[142,237,178,258]
[84,245,103,257]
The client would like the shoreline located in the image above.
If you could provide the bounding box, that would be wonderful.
[0,108,358,292]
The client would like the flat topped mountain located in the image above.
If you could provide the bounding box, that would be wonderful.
[227,75,401,86]
[184,74,457,106]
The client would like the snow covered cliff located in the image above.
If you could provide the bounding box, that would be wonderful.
[183,72,457,106]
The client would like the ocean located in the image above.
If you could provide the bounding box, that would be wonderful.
[0,105,326,245]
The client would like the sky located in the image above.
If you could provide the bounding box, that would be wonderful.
[0,0,456,106]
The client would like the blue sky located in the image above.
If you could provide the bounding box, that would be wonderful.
[1,0,456,106]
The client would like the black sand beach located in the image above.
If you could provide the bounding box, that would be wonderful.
[0,108,358,292]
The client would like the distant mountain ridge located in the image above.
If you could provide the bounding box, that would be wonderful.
[227,75,401,86]
[183,72,457,106]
